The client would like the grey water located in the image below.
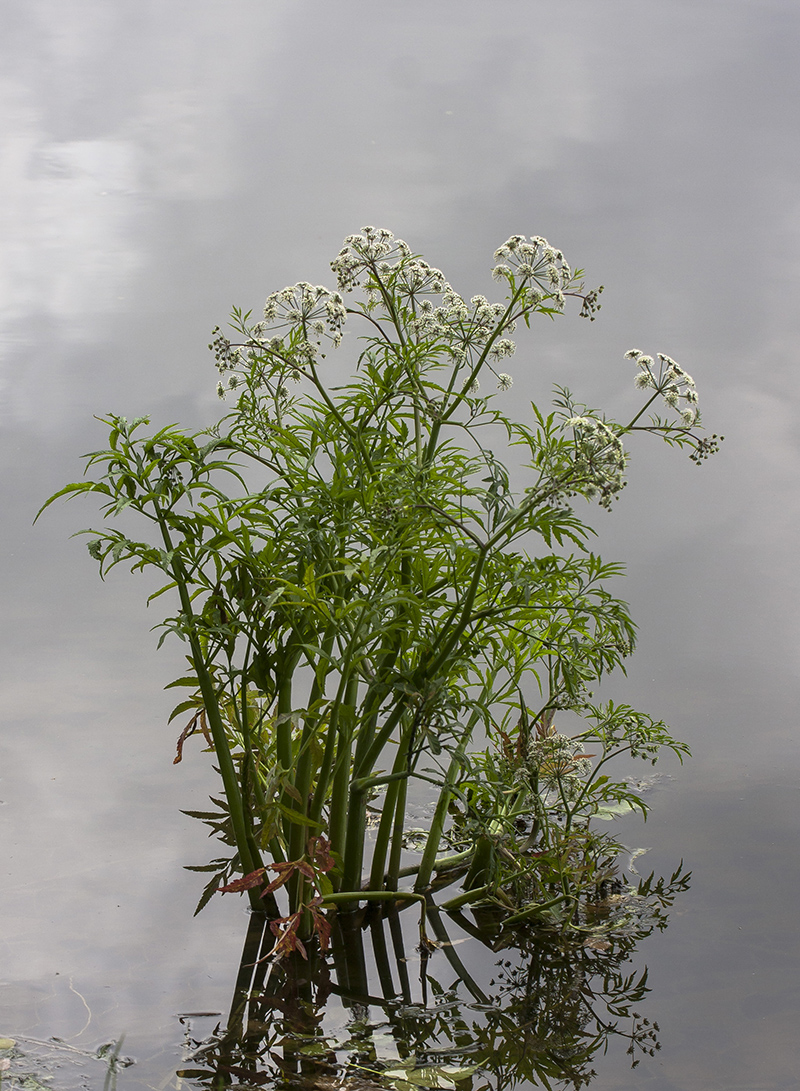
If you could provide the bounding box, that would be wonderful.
[2,1,800,1087]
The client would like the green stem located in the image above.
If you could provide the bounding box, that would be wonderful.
[503,892,573,925]
[369,723,414,891]
[155,510,264,912]
[275,636,299,772]
[385,773,409,891]
[414,713,477,892]
[438,884,492,912]
[285,626,337,912]
[424,285,526,461]
[328,674,359,885]
[396,848,473,879]
[321,889,431,946]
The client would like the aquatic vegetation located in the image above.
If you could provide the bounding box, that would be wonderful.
[40,228,718,947]
[177,866,690,1091]
[0,1034,132,1091]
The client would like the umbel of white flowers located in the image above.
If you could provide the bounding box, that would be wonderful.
[211,228,703,449]
[212,227,608,403]
[626,348,699,426]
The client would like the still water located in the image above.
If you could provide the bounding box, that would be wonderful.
[2,1,800,1087]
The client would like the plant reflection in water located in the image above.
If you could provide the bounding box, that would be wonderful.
[178,865,688,1091]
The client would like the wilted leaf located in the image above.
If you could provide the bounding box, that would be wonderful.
[173,709,206,763]
[218,868,266,893]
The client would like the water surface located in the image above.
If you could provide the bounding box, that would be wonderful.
[2,2,799,1087]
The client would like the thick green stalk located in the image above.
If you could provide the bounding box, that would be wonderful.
[385,772,409,892]
[308,677,349,828]
[275,636,299,772]
[503,892,572,925]
[327,674,359,886]
[350,642,400,774]
[368,723,413,891]
[237,650,272,898]
[463,834,495,890]
[340,696,409,894]
[285,627,336,912]
[396,848,473,880]
[438,884,492,912]
[352,693,408,785]
[414,714,477,892]
[285,719,315,913]
[422,547,487,681]
[321,889,432,947]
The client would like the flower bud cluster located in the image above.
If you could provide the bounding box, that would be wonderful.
[626,349,699,425]
[331,228,531,393]
[689,433,723,465]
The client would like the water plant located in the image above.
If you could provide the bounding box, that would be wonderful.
[39,228,719,948]
[179,867,690,1091]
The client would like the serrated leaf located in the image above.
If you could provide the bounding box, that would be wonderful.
[168,699,202,725]
[194,871,226,916]
[276,802,323,829]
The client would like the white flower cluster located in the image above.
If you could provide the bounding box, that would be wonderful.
[330,228,527,393]
[492,234,572,310]
[211,281,346,399]
[626,349,699,426]
[331,227,414,293]
[214,228,597,405]
[259,281,347,353]
[564,415,627,509]
[527,733,592,797]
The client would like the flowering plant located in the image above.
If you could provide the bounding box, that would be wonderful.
[41,228,718,944]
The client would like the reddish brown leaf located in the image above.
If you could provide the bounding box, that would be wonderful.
[308,836,334,873]
[217,868,266,893]
[198,709,212,747]
[173,711,201,765]
[173,709,212,764]
[309,899,332,952]
[262,871,292,895]
[268,912,308,960]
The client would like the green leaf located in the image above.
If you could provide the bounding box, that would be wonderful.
[34,480,110,522]
[167,699,203,724]
[276,802,323,829]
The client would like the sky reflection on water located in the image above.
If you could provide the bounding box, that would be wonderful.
[2,2,800,1087]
